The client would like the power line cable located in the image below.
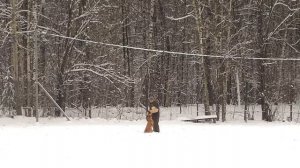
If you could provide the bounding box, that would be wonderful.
[45,32,300,61]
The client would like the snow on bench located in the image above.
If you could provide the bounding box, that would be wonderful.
[182,115,217,123]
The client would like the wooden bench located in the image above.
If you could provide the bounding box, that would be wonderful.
[182,115,217,123]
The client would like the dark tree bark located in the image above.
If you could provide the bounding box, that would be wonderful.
[257,1,268,121]
[55,0,74,116]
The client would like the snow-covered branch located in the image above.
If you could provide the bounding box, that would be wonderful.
[267,10,298,40]
[275,2,300,12]
[68,63,134,87]
[166,14,194,21]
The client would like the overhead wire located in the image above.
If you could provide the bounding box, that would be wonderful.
[44,32,300,61]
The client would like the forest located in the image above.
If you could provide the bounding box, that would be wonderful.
[0,0,299,122]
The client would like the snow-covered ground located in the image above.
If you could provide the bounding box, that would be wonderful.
[1,117,300,168]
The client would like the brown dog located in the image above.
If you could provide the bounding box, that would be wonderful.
[144,111,153,133]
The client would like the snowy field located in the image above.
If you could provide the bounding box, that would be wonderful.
[1,116,300,168]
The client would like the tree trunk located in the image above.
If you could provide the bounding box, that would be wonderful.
[55,0,73,116]
[244,81,249,122]
[221,60,228,122]
[27,0,32,109]
[192,0,210,115]
[55,73,65,116]
[148,0,156,106]
[11,0,22,115]
[39,1,46,79]
[205,0,214,107]
[276,29,287,104]
[257,1,267,121]
[122,0,134,107]
[221,0,233,122]
[236,70,241,108]
[33,0,39,121]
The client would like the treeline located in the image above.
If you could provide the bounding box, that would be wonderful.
[0,0,299,121]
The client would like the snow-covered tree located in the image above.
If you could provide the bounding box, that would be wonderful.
[1,68,15,117]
